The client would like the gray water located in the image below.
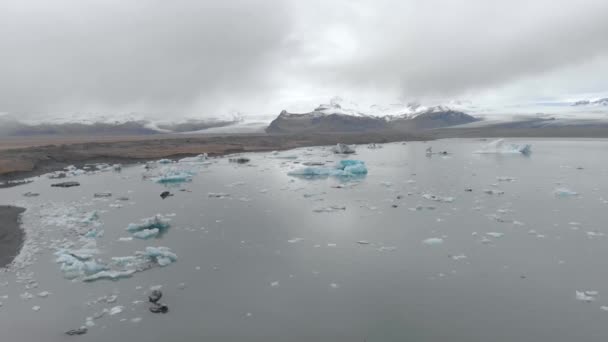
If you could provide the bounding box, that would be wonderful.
[1,139,608,342]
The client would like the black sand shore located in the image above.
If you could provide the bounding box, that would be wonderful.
[0,206,25,268]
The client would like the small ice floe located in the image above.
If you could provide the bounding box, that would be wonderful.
[576,291,598,302]
[497,177,516,182]
[37,291,50,298]
[483,189,505,195]
[450,254,467,261]
[486,232,504,238]
[422,238,444,245]
[554,188,579,197]
[83,270,136,282]
[331,143,356,154]
[287,238,304,244]
[94,192,112,198]
[586,231,604,238]
[329,283,340,289]
[32,306,41,311]
[270,281,280,287]
[313,205,346,213]
[131,317,143,323]
[378,246,397,252]
[109,306,124,315]
[473,139,531,155]
[208,192,230,198]
[356,240,371,245]
[422,193,454,203]
[133,228,160,240]
[65,327,88,336]
[20,292,34,300]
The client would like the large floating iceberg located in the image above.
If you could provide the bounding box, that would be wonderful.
[142,246,178,266]
[288,160,368,178]
[474,139,531,155]
[153,169,195,183]
[126,215,171,238]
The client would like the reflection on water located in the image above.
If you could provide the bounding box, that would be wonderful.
[1,139,608,342]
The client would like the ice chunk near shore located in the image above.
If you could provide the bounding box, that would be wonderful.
[331,143,356,154]
[474,139,531,155]
[178,154,208,163]
[288,160,367,178]
[554,188,579,197]
[127,215,170,236]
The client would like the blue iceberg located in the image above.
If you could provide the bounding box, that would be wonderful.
[126,215,171,238]
[288,160,368,179]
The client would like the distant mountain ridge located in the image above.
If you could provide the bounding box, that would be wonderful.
[572,98,608,106]
[266,102,478,134]
[0,115,240,137]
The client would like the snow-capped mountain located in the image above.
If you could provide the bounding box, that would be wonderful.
[572,98,608,106]
[266,100,478,134]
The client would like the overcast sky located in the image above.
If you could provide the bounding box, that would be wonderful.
[2,0,608,120]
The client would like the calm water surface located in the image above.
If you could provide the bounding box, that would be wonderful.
[1,138,608,342]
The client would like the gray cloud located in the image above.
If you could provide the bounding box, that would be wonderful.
[2,0,608,119]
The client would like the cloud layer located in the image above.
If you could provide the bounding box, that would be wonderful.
[2,0,608,118]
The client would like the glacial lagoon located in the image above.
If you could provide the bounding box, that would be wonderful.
[1,139,608,341]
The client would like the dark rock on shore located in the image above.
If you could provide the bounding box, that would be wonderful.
[0,206,25,268]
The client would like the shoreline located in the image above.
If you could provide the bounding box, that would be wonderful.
[0,131,429,185]
[0,206,25,269]
[2,124,608,185]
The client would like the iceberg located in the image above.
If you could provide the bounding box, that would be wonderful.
[143,246,178,266]
[55,250,108,280]
[178,154,208,163]
[422,193,454,203]
[554,187,579,197]
[154,169,194,183]
[288,160,368,179]
[132,228,160,239]
[331,143,356,154]
[83,270,136,282]
[422,238,444,245]
[127,215,171,235]
[474,139,531,155]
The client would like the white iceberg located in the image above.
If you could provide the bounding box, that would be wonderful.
[330,143,355,154]
[132,228,160,239]
[178,154,208,163]
[422,238,444,245]
[474,139,531,155]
